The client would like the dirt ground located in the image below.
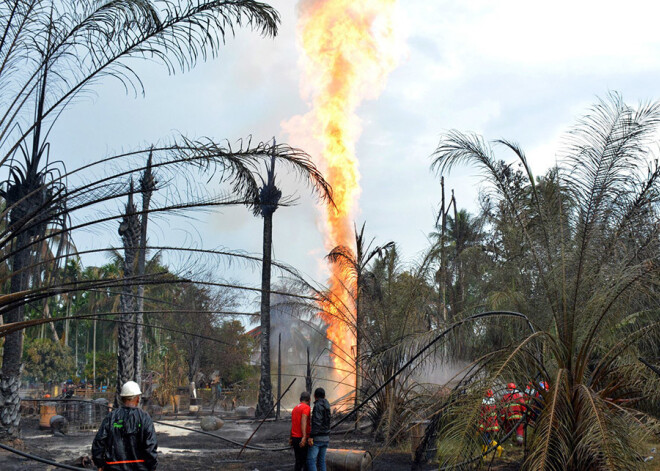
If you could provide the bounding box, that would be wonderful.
[0,416,437,470]
[2,416,657,470]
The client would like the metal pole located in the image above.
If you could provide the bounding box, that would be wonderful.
[276,332,282,420]
[355,269,360,430]
[93,319,96,389]
[238,378,296,458]
[441,176,447,322]
[306,346,312,393]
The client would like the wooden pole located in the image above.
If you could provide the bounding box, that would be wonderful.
[276,332,282,420]
[440,177,447,322]
[306,347,312,393]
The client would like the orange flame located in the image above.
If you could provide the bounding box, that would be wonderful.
[295,0,401,394]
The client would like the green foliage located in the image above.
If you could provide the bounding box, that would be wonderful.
[207,320,256,385]
[147,344,188,407]
[431,94,660,470]
[23,338,75,384]
[83,352,115,386]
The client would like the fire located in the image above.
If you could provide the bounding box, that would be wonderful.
[294,0,402,393]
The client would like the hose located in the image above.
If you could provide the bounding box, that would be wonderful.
[0,442,87,470]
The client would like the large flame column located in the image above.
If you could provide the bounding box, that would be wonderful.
[295,0,402,395]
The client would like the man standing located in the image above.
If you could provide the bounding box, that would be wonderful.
[290,391,311,471]
[92,381,158,470]
[211,379,223,413]
[307,387,331,471]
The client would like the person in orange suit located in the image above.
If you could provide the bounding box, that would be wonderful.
[501,383,525,445]
[479,389,503,457]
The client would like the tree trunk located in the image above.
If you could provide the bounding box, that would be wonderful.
[440,177,447,323]
[43,302,60,343]
[116,286,136,406]
[117,186,140,406]
[452,192,464,317]
[93,319,97,389]
[135,154,155,387]
[64,307,69,346]
[0,239,30,440]
[75,321,78,374]
[256,211,274,418]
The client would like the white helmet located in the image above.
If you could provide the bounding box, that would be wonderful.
[120,381,142,397]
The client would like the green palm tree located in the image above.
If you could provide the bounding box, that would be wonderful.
[431,94,660,470]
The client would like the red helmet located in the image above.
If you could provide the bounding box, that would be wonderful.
[486,389,494,397]
[507,382,516,390]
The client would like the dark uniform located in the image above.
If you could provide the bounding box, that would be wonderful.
[307,397,331,471]
[92,406,158,470]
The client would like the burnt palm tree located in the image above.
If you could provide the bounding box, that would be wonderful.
[254,146,281,417]
[0,67,67,440]
[0,0,280,168]
[254,140,332,418]
[135,151,156,387]
[116,180,140,404]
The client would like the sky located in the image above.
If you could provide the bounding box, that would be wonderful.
[49,0,660,309]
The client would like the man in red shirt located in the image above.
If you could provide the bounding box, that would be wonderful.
[291,391,311,471]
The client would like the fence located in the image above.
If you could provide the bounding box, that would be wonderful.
[22,398,111,431]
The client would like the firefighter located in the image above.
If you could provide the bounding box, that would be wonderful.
[501,383,525,445]
[479,389,503,457]
[523,381,538,421]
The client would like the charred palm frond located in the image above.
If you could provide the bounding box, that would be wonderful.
[0,1,280,167]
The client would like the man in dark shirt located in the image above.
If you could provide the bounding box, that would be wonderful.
[92,381,158,470]
[290,391,311,471]
[307,387,331,471]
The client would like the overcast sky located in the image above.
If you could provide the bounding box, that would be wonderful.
[50,0,660,307]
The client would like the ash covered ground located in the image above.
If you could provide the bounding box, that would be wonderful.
[0,416,436,470]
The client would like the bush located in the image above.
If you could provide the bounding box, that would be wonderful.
[23,338,75,384]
